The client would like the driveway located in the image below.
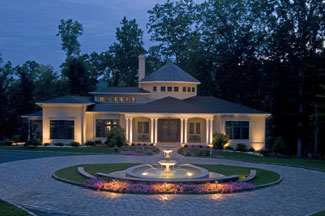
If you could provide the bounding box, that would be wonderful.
[0,152,324,216]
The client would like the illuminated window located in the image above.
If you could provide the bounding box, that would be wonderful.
[161,86,166,91]
[131,96,136,102]
[106,97,110,102]
[138,122,149,134]
[183,87,186,92]
[118,97,123,102]
[192,87,195,92]
[99,96,104,102]
[187,87,191,92]
[189,123,200,135]
[125,96,129,102]
[96,119,119,137]
[167,86,172,92]
[174,86,179,92]
[153,86,157,92]
[112,96,117,102]
[226,121,249,139]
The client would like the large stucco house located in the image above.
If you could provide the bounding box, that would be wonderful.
[22,54,270,150]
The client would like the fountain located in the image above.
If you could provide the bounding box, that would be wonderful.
[125,149,209,179]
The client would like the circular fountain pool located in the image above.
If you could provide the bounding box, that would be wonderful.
[125,164,209,179]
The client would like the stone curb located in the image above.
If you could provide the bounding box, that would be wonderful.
[52,171,282,195]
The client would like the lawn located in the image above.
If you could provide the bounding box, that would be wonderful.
[0,199,30,216]
[312,211,325,216]
[55,163,280,186]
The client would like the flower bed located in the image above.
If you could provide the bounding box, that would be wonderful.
[81,178,255,194]
[119,146,160,156]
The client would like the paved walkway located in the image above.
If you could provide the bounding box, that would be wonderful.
[0,152,324,216]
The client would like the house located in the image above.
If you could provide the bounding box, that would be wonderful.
[22,54,270,150]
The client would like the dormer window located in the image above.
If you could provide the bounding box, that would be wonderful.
[118,97,123,102]
[192,87,195,92]
[99,96,104,102]
[161,86,166,92]
[174,86,179,92]
[183,87,186,92]
[153,86,157,92]
[106,97,110,102]
[131,96,136,102]
[112,96,117,102]
[167,86,172,92]
[125,96,129,102]
[187,87,191,92]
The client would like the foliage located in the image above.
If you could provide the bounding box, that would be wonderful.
[224,146,234,151]
[212,133,230,149]
[236,143,248,152]
[70,141,80,147]
[106,125,126,147]
[113,145,120,153]
[53,143,64,146]
[272,136,286,154]
[85,141,95,146]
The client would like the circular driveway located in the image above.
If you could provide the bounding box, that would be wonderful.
[0,152,324,216]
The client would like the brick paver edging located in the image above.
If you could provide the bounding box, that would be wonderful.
[52,170,282,195]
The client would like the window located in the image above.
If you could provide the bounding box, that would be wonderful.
[183,87,186,92]
[192,87,195,92]
[112,96,117,102]
[161,86,166,91]
[153,86,157,92]
[189,122,201,135]
[50,120,74,139]
[226,121,249,139]
[99,96,104,102]
[106,97,110,102]
[174,86,179,92]
[131,96,136,102]
[118,97,123,102]
[125,96,129,102]
[187,87,191,92]
[96,119,119,137]
[167,86,172,92]
[138,122,149,134]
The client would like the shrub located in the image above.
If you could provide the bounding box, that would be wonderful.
[248,147,255,152]
[152,148,159,153]
[185,151,192,156]
[184,144,188,148]
[43,143,50,146]
[145,150,152,155]
[106,125,126,147]
[70,141,80,147]
[0,139,12,146]
[143,143,147,146]
[24,138,41,146]
[136,143,141,146]
[113,145,120,153]
[212,133,230,149]
[53,143,64,146]
[224,146,234,150]
[199,145,203,148]
[272,136,286,154]
[236,143,248,152]
[94,140,102,144]
[85,141,95,146]
[150,143,154,146]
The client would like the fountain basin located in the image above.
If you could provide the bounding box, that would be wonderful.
[125,164,209,179]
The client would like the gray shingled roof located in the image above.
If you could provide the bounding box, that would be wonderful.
[87,96,269,114]
[89,87,150,94]
[37,96,94,104]
[140,62,200,83]
[21,111,42,118]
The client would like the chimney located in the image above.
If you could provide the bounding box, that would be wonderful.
[138,54,145,87]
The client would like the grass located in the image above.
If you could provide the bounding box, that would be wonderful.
[55,163,280,186]
[214,151,325,171]
[312,211,325,216]
[0,199,30,216]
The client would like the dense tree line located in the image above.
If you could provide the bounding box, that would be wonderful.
[0,0,324,156]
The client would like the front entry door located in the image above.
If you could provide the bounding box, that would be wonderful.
[158,119,180,142]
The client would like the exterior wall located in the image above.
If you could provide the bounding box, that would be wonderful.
[213,114,266,151]
[141,82,198,100]
[42,105,86,145]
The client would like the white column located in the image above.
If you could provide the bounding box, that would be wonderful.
[129,117,133,144]
[180,119,184,144]
[210,118,213,144]
[125,117,129,144]
[150,118,154,143]
[206,119,209,144]
[184,119,188,144]
[154,118,158,144]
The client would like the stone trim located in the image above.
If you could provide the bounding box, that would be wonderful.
[239,169,256,182]
[78,167,95,178]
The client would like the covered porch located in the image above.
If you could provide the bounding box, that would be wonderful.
[124,114,214,147]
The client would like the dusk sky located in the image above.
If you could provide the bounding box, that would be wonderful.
[0,0,201,71]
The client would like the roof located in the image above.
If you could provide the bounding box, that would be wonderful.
[140,62,200,83]
[89,87,150,95]
[87,96,269,114]
[36,96,94,105]
[21,111,42,118]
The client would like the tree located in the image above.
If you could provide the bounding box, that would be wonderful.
[57,19,83,58]
[106,17,145,86]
